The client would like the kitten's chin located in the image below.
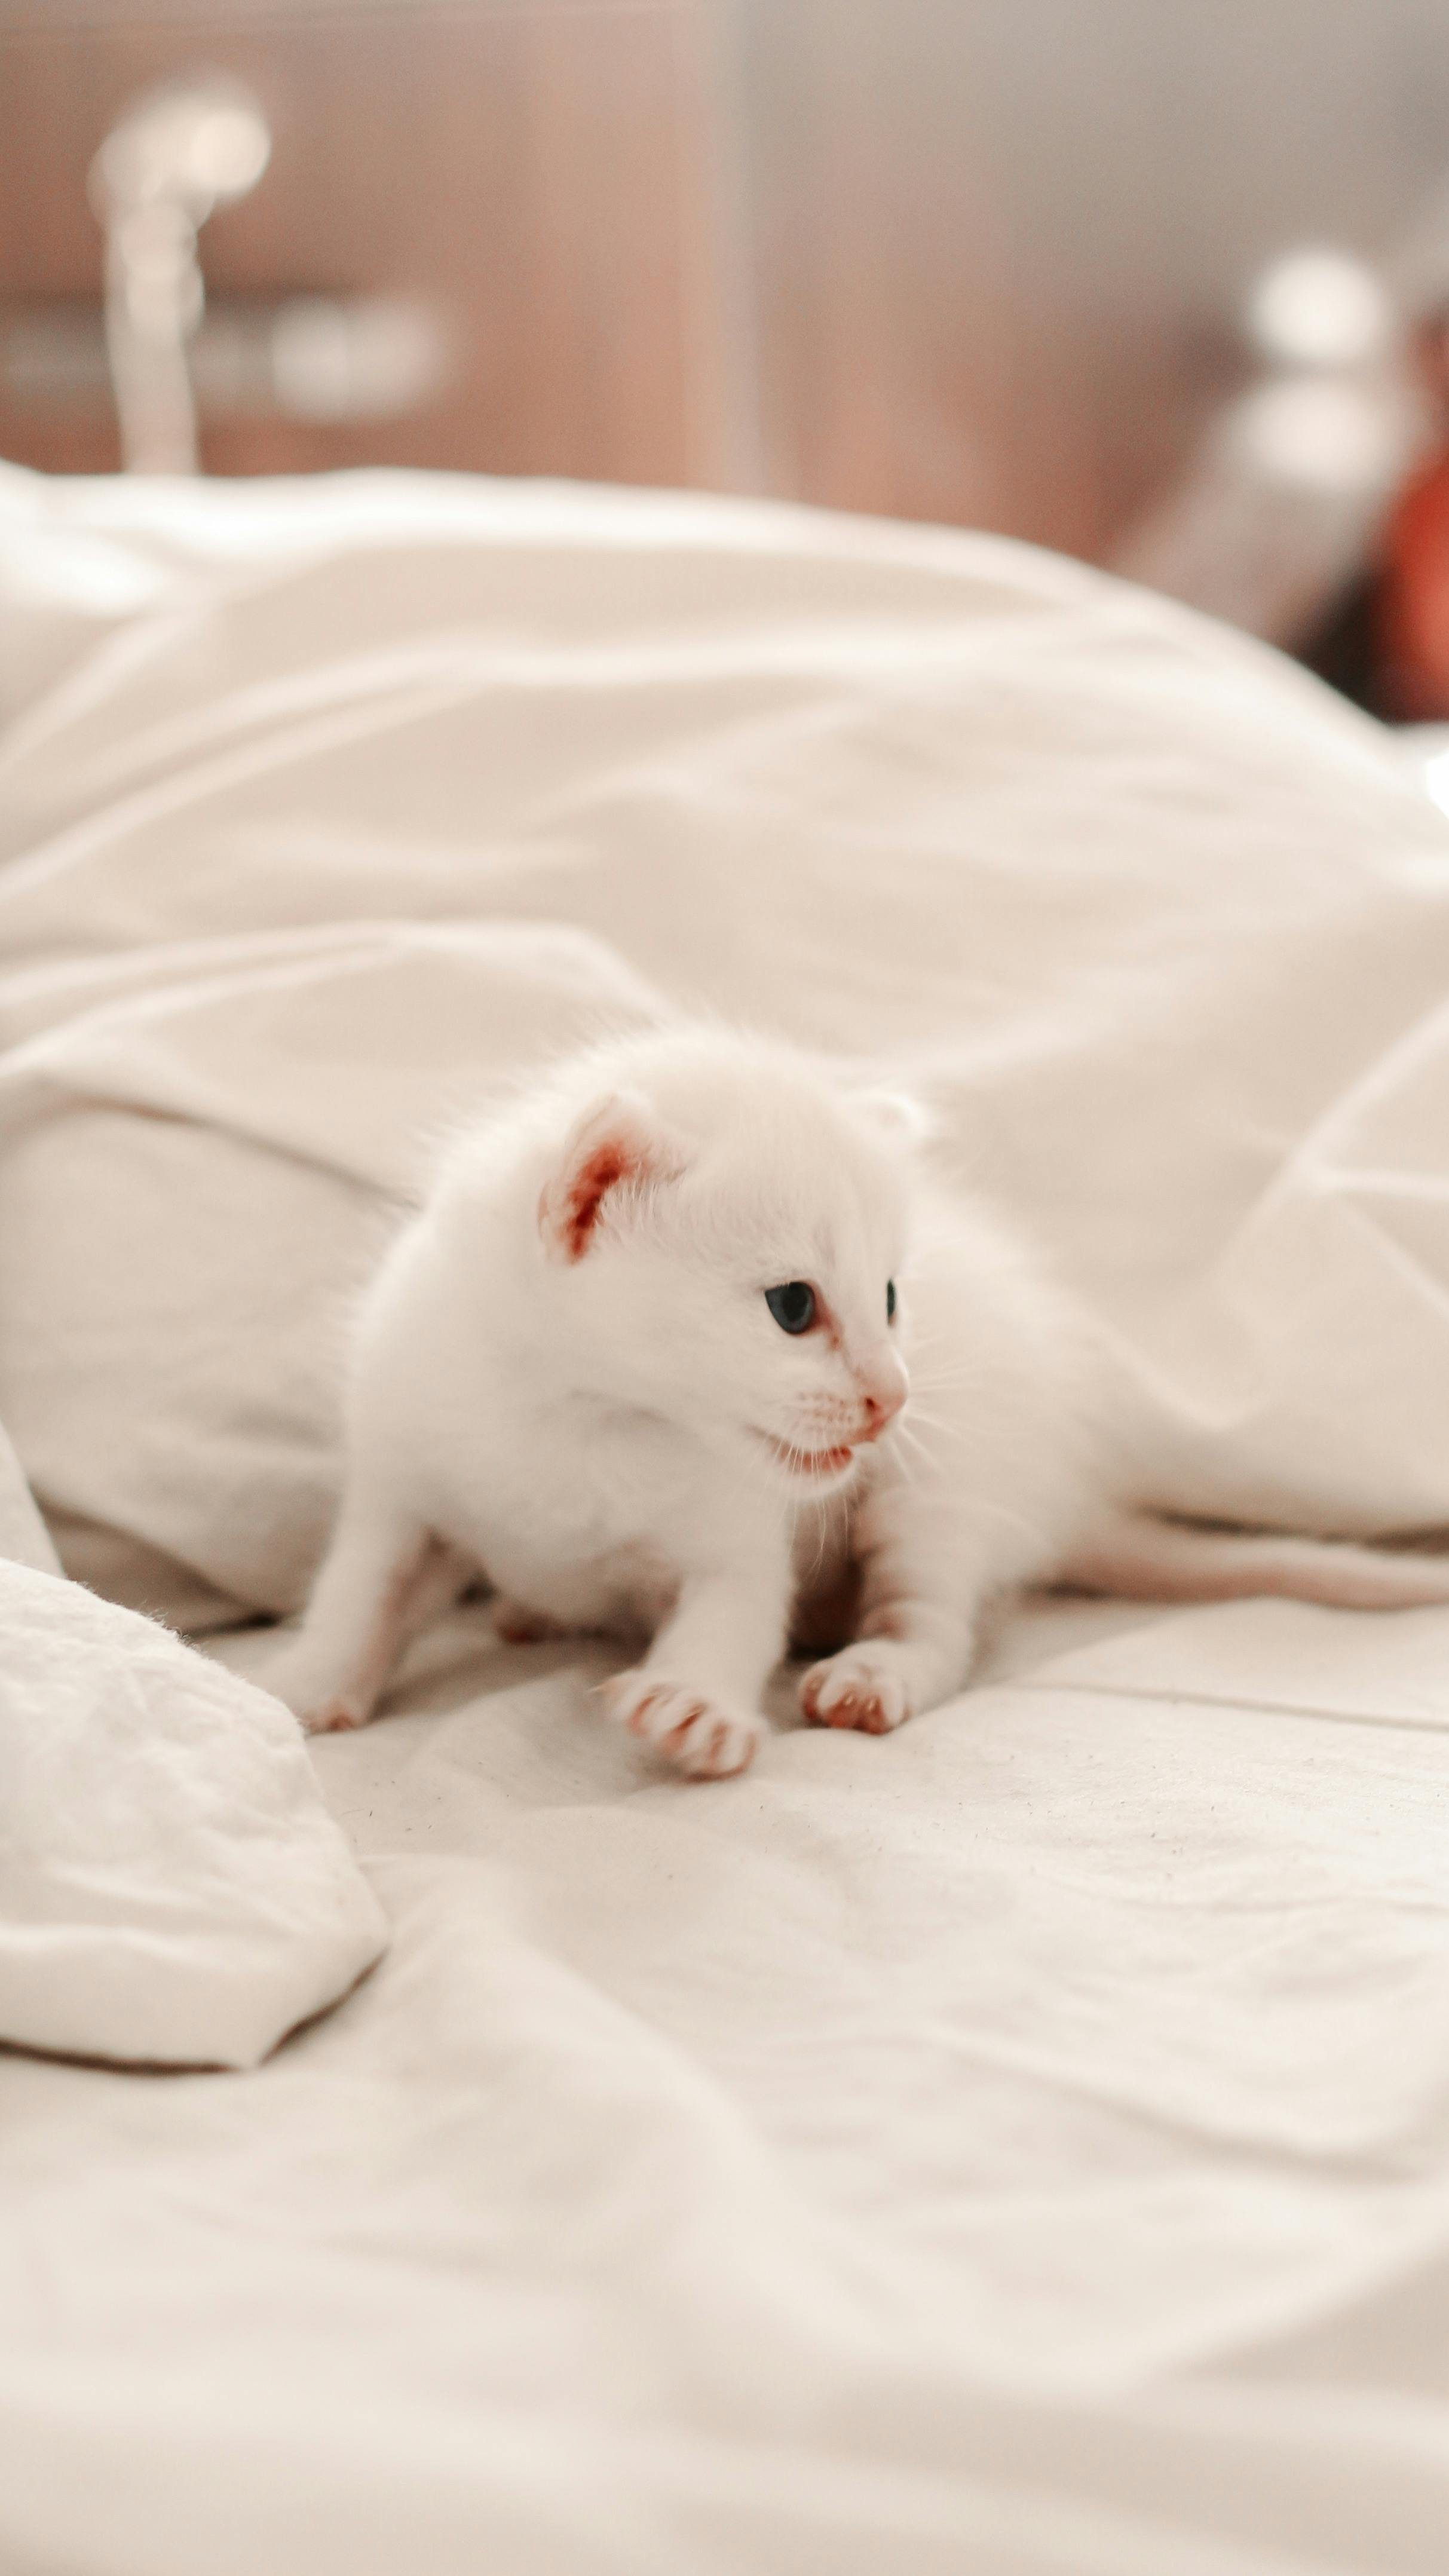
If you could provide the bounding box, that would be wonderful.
[752,1430,862,1491]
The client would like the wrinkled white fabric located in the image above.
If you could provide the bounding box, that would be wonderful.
[4,463,1449,2573]
[0,1410,58,1574]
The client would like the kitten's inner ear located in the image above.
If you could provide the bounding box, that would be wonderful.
[538,1091,685,1263]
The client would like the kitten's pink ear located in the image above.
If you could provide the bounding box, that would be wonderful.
[853,1085,935,1148]
[538,1092,685,1263]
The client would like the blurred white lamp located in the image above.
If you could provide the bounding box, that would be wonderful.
[1245,248,1392,372]
[1116,241,1424,644]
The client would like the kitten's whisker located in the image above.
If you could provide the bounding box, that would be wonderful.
[887,1417,933,1465]
[902,1356,987,1391]
[894,1404,974,1449]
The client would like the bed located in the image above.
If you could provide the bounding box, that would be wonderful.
[4,459,1449,2576]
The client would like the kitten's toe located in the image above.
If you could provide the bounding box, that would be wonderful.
[675,1710,760,1779]
[599,1671,762,1779]
[800,1649,911,1736]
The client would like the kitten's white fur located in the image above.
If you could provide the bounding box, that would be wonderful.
[268,1024,1449,1778]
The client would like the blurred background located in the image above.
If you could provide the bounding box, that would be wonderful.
[10,0,1449,722]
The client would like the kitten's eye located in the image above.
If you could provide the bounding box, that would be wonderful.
[886,1279,897,1324]
[765,1281,816,1335]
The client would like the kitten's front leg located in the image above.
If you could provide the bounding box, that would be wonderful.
[799,1482,982,1738]
[799,1594,978,1736]
[599,1558,789,1781]
[268,1493,469,1733]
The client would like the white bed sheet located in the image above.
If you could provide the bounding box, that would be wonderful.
[5,1597,1449,2576]
[4,463,1449,2573]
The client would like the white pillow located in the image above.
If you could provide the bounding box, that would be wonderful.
[0,1552,388,2069]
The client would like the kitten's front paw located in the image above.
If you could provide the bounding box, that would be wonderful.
[263,1642,369,1736]
[298,1697,370,1736]
[799,1646,913,1736]
[599,1670,762,1779]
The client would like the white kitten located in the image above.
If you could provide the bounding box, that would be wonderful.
[268,1024,1449,1778]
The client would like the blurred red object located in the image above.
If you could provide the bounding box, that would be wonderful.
[1377,316,1449,719]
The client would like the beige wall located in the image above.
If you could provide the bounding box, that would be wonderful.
[4,0,1449,561]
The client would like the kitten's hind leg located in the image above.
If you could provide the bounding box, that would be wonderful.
[267,1496,470,1733]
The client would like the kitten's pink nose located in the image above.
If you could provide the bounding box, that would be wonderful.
[856,1355,908,1441]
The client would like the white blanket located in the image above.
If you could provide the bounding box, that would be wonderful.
[4,466,1449,1616]
[4,462,1449,2574]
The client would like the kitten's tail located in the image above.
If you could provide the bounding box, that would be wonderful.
[1058,1509,1449,1612]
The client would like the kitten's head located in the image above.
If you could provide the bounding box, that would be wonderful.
[535,1031,919,1495]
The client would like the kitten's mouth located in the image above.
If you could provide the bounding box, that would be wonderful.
[756,1432,859,1480]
